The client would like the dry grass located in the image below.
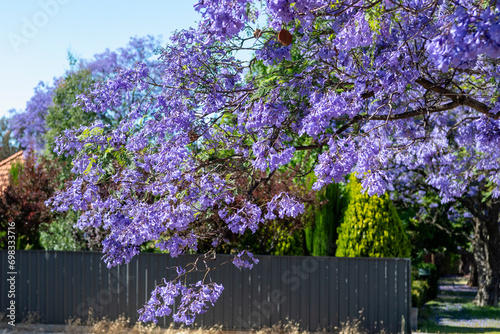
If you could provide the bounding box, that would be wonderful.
[65,315,226,334]
[0,307,376,334]
[22,312,41,325]
[336,318,368,334]
[252,321,307,334]
[64,317,374,334]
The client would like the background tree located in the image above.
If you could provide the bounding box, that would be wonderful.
[0,117,20,161]
[44,69,97,157]
[336,174,411,258]
[9,82,53,151]
[392,160,497,305]
[9,36,162,154]
[394,179,474,279]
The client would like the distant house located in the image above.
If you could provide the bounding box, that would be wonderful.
[0,151,24,193]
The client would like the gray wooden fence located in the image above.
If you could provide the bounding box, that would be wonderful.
[0,251,411,333]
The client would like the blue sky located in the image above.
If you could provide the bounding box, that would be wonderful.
[0,0,201,118]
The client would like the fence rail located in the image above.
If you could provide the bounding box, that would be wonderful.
[0,250,411,333]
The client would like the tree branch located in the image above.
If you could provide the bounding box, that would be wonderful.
[293,101,460,151]
[415,77,498,119]
[367,101,461,121]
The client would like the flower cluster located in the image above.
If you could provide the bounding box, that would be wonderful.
[194,0,254,41]
[138,279,224,325]
[426,2,500,70]
[232,250,259,269]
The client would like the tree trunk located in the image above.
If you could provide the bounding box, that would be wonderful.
[468,257,478,287]
[458,249,478,286]
[472,215,500,306]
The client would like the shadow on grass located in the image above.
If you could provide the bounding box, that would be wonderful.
[437,305,500,321]
[425,297,500,321]
[439,285,478,297]
[440,290,478,298]
[436,296,475,304]
[419,323,500,334]
[418,277,500,333]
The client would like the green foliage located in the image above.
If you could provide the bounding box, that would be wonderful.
[364,2,385,34]
[8,160,23,185]
[397,194,471,260]
[16,235,41,250]
[44,69,99,157]
[227,220,305,256]
[305,181,346,256]
[39,211,85,251]
[438,253,461,276]
[336,174,411,258]
[140,240,163,253]
[0,117,20,161]
[412,279,431,308]
[0,232,40,250]
[270,225,304,256]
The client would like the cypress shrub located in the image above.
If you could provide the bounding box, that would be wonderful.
[336,174,411,258]
[305,182,346,256]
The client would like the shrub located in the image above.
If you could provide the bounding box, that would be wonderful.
[336,174,411,258]
[0,152,63,249]
[305,182,346,256]
[39,211,85,251]
[270,225,304,256]
[412,280,430,308]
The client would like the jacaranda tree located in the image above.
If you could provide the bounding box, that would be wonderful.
[9,82,53,151]
[9,36,162,153]
[6,36,163,251]
[392,164,495,304]
[47,0,500,322]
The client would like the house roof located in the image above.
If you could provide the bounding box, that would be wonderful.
[0,150,24,193]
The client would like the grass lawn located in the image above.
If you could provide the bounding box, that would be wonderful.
[417,277,500,334]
